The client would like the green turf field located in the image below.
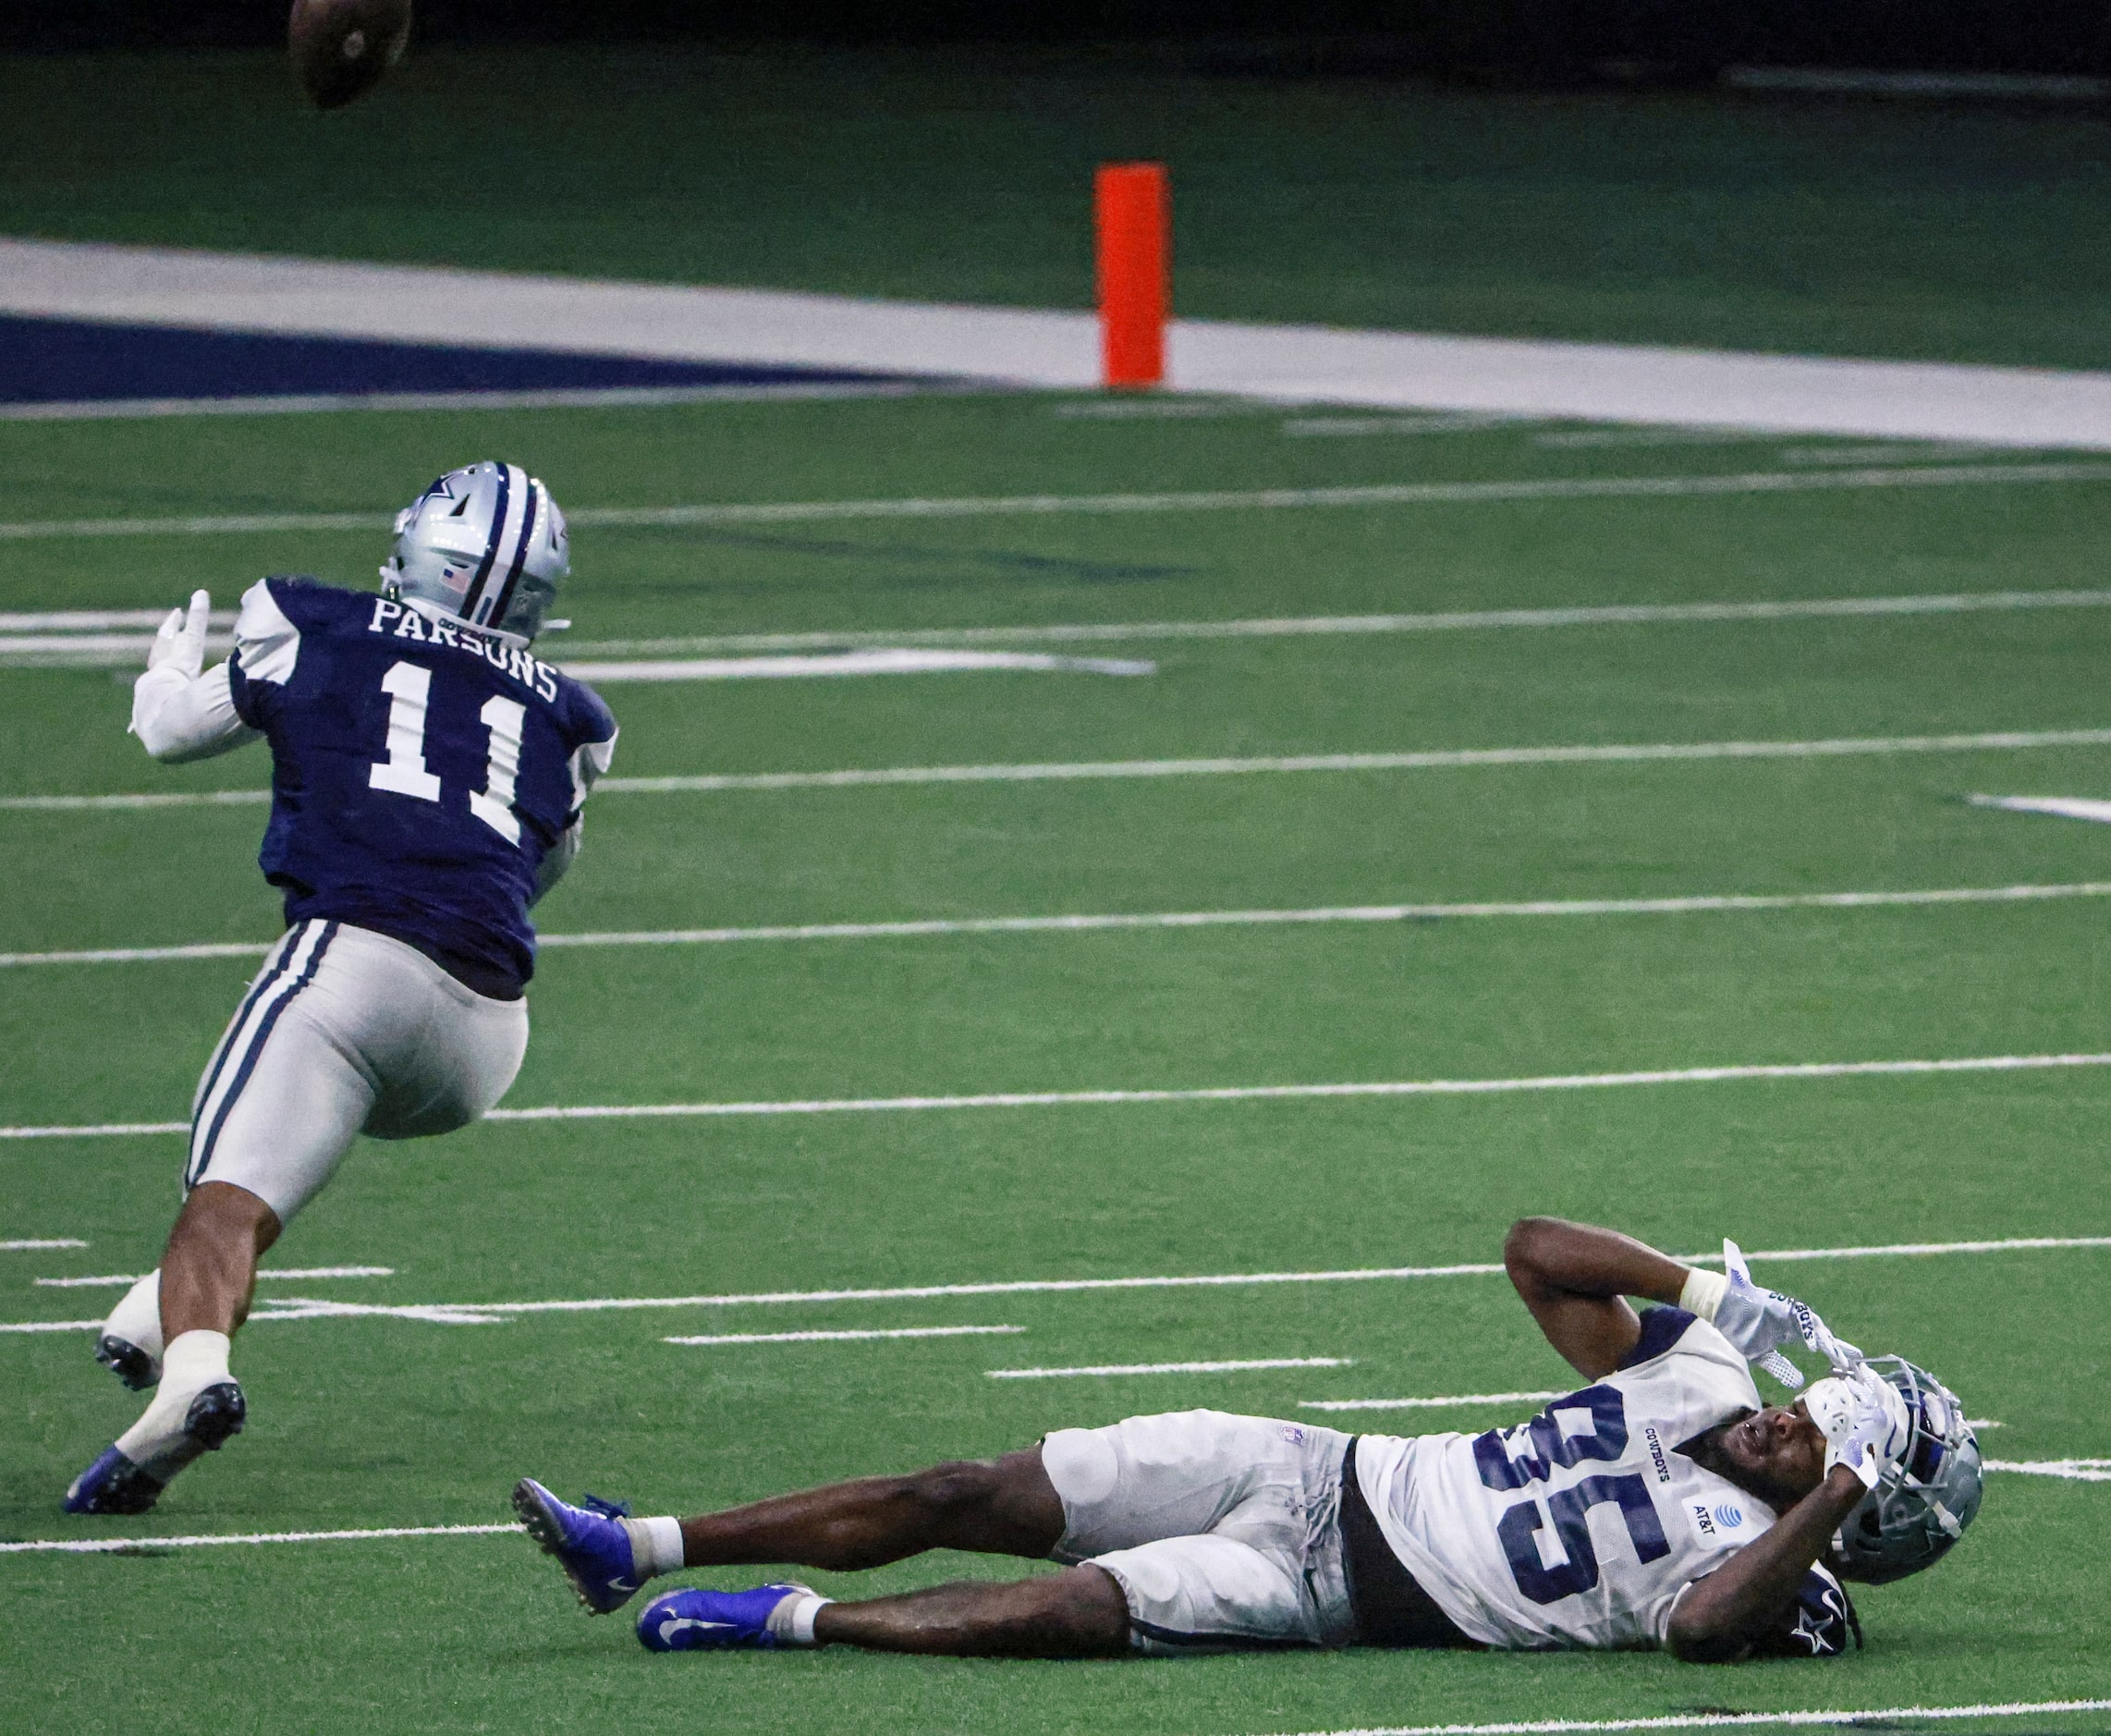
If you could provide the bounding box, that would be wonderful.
[3,387,2109,1734]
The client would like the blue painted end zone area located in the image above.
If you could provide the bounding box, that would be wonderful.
[0,315,916,405]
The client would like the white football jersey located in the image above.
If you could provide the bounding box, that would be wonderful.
[1356,1310,1777,1649]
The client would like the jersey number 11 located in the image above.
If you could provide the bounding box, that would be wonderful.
[368,660,526,845]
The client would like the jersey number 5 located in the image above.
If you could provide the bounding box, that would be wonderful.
[368,660,526,844]
[1472,1386,1672,1605]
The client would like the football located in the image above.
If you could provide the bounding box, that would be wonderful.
[287,0,412,110]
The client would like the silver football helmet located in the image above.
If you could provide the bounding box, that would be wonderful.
[380,461,568,642]
[1828,1356,1983,1584]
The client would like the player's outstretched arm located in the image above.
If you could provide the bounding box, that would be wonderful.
[1665,1464,1865,1661]
[1503,1217,1693,1378]
[128,590,262,764]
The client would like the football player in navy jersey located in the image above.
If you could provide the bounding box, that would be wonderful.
[66,461,618,1517]
[516,1219,1981,1663]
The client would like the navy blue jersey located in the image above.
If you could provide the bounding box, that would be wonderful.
[226,577,616,996]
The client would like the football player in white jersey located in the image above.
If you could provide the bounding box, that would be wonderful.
[516,1216,1980,1661]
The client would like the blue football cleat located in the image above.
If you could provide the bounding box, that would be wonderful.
[636,1583,811,1653]
[64,1446,165,1516]
[64,1381,245,1516]
[513,1477,644,1614]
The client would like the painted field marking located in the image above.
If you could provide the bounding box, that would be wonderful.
[526,585,2111,655]
[0,381,947,424]
[1300,1390,1563,1412]
[0,1522,520,1556]
[15,1055,2111,1145]
[658,1343,1021,1351]
[35,1266,392,1288]
[1983,1458,2111,1482]
[1263,1699,2111,1736]
[1,1239,86,1251]
[2,1237,2104,1337]
[1971,793,2111,825]
[14,721,2111,816]
[10,881,2111,971]
[5,460,2109,543]
[562,649,1153,682]
[987,1357,1348,1379]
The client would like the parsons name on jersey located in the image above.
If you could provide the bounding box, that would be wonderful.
[227,576,617,998]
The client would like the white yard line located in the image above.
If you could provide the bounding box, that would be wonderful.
[6,463,2111,544]
[544,585,2111,654]
[1261,1700,2111,1736]
[1,1236,2104,1337]
[1,1239,86,1251]
[0,1522,520,1556]
[1983,1458,2111,1482]
[988,1357,1348,1378]
[0,1319,109,1332]
[1301,1390,1564,1412]
[35,1266,392,1288]
[12,1053,2111,1144]
[1971,794,2111,825]
[19,722,2111,815]
[9,882,2111,970]
[658,1343,1021,1351]
[562,649,1154,682]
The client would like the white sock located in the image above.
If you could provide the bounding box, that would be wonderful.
[765,1590,833,1647]
[103,1269,165,1362]
[114,1329,233,1466]
[617,1514,688,1580]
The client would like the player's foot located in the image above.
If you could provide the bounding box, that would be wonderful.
[63,1379,246,1514]
[96,1332,161,1392]
[63,1446,165,1515]
[635,1583,813,1653]
[512,1477,645,1614]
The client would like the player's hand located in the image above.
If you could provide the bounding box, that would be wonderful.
[1808,1365,1908,1490]
[1713,1241,1863,1387]
[146,590,212,680]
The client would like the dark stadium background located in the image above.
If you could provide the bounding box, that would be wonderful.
[9,0,2111,79]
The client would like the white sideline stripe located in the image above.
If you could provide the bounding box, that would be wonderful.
[1,1239,86,1251]
[16,881,2111,970]
[543,585,2111,655]
[658,1343,1021,1351]
[7,462,2111,544]
[1261,1700,2111,1736]
[560,649,1154,682]
[0,382,947,423]
[35,1265,392,1288]
[1971,793,2111,825]
[1984,1458,2111,1482]
[0,1522,521,1556]
[1,1237,2105,1334]
[22,240,2111,446]
[987,1357,1348,1378]
[14,1054,2111,1143]
[14,727,2111,816]
[1300,1390,1563,1412]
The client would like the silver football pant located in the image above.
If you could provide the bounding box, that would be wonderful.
[1043,1410,1358,1654]
[183,919,528,1222]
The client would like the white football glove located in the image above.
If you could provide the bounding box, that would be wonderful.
[1806,1365,1910,1490]
[146,590,212,680]
[1715,1240,1862,1388]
